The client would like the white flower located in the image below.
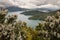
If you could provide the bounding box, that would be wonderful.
[2,31,7,36]
[49,22,55,28]
[45,16,53,22]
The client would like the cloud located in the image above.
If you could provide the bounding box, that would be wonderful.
[8,0,60,8]
[0,0,60,9]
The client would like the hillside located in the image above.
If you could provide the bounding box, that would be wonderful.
[6,6,29,12]
[21,10,59,20]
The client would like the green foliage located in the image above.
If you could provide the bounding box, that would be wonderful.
[0,9,37,40]
[35,11,60,40]
[0,8,60,40]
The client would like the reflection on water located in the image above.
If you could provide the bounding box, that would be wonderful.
[8,11,42,28]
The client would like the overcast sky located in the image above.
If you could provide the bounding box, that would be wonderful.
[0,0,60,8]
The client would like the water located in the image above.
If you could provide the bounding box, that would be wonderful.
[8,11,42,28]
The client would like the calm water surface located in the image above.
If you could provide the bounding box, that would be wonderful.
[8,11,42,28]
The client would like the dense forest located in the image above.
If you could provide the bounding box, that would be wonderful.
[0,9,60,40]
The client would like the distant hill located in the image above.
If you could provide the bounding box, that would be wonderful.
[21,10,60,20]
[6,6,29,12]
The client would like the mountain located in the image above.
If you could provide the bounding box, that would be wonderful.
[6,6,29,12]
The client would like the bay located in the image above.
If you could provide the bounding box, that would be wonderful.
[8,11,42,28]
